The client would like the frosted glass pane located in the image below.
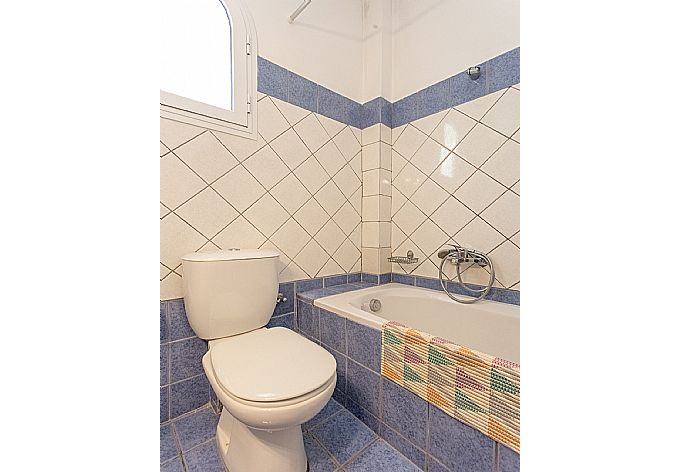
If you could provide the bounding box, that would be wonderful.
[161,0,233,110]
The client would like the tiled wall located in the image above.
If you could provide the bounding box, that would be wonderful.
[160,94,364,300]
[390,84,520,290]
[295,291,520,472]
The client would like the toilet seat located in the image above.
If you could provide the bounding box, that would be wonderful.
[209,327,336,403]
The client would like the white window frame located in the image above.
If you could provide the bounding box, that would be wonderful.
[160,0,258,139]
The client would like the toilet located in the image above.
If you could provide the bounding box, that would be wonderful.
[181,249,337,472]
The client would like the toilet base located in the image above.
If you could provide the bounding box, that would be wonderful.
[215,408,307,472]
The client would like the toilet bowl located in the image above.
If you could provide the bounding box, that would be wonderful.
[181,250,337,472]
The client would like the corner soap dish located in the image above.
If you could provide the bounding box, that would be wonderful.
[388,250,419,264]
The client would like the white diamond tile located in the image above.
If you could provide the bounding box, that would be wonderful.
[410,138,451,176]
[431,197,474,237]
[293,114,330,152]
[314,180,347,215]
[212,165,264,213]
[333,127,361,160]
[349,186,362,215]
[318,258,345,277]
[430,109,476,151]
[272,98,310,125]
[269,174,311,214]
[480,190,519,238]
[258,98,290,143]
[380,169,392,196]
[391,187,405,217]
[294,239,329,277]
[279,262,308,283]
[333,202,360,234]
[412,109,447,135]
[160,142,170,157]
[160,118,204,150]
[175,188,239,238]
[391,222,405,251]
[394,200,426,236]
[454,216,505,253]
[510,231,520,248]
[409,219,448,256]
[454,89,505,121]
[315,219,348,254]
[243,146,290,190]
[333,239,360,272]
[459,265,496,287]
[380,221,391,247]
[480,139,519,188]
[213,131,266,162]
[316,114,347,138]
[394,125,426,160]
[482,87,520,137]
[511,181,520,196]
[392,125,405,144]
[160,263,172,280]
[212,216,267,249]
[392,150,407,179]
[294,156,329,194]
[258,92,267,100]
[160,213,207,269]
[314,141,347,177]
[361,222,380,248]
[489,240,520,288]
[174,132,239,183]
[454,171,505,213]
[160,154,206,210]
[410,178,448,216]
[270,218,310,258]
[350,126,362,145]
[269,129,311,170]
[394,163,425,198]
[362,143,379,171]
[513,83,520,90]
[430,152,475,194]
[361,247,379,274]
[412,258,441,279]
[160,272,183,300]
[454,123,507,168]
[198,241,221,252]
[349,152,362,180]
[160,203,171,219]
[333,164,360,198]
[348,223,361,248]
[244,193,290,237]
[512,129,520,143]
[293,198,329,236]
[260,241,291,276]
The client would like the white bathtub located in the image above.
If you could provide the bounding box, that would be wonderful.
[314,283,520,363]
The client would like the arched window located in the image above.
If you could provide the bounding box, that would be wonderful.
[161,0,257,138]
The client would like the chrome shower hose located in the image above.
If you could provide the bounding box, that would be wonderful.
[438,252,495,304]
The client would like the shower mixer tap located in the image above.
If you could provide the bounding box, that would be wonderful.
[437,245,488,267]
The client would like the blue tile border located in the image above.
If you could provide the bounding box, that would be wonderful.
[257,47,519,129]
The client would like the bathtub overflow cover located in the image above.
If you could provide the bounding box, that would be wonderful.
[369,299,382,312]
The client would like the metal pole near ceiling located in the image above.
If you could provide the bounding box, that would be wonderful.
[288,0,312,24]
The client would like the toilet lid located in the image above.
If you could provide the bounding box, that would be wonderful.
[210,327,337,402]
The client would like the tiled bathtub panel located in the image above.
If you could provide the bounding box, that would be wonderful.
[381,378,428,450]
[499,444,520,472]
[346,319,381,372]
[320,308,346,353]
[297,300,320,341]
[346,359,381,419]
[322,343,347,398]
[428,404,495,472]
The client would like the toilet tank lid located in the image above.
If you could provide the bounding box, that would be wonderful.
[181,249,280,262]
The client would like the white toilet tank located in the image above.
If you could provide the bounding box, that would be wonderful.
[181,249,280,340]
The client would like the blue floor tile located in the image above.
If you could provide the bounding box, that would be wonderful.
[311,410,377,465]
[160,456,184,472]
[173,407,219,452]
[304,434,338,472]
[160,424,178,464]
[183,439,224,472]
[342,440,421,471]
[305,398,343,430]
